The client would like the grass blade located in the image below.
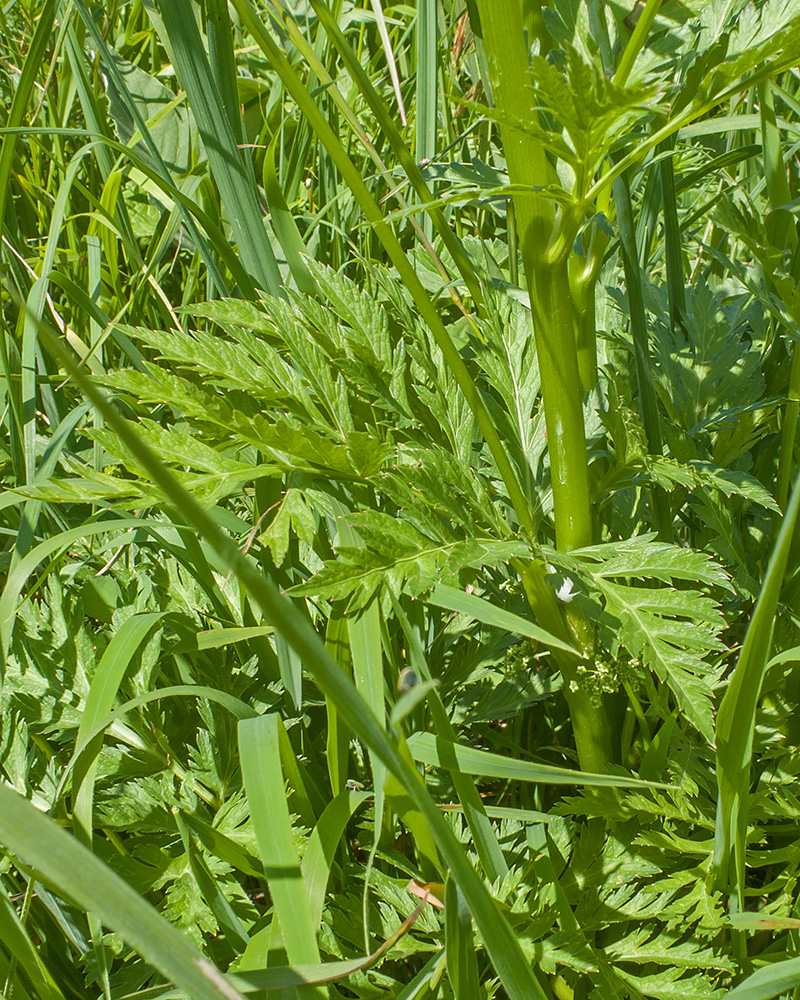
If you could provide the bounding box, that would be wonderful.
[445,876,479,998]
[0,517,160,659]
[715,469,800,903]
[0,0,57,238]
[612,167,672,540]
[175,812,251,954]
[73,0,233,296]
[428,583,579,655]
[72,613,165,844]
[725,957,800,1000]
[391,592,509,882]
[238,715,324,980]
[0,785,248,1000]
[369,0,407,126]
[408,732,670,789]
[153,0,283,297]
[415,0,437,240]
[302,0,486,309]
[58,685,257,807]
[302,790,371,927]
[0,880,65,1000]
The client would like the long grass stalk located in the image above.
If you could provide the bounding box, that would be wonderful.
[72,0,235,296]
[415,0,437,242]
[612,169,673,540]
[715,468,800,905]
[760,80,800,512]
[279,0,487,310]
[659,135,688,335]
[154,1,283,298]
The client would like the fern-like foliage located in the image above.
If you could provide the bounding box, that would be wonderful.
[289,512,529,608]
[554,538,731,742]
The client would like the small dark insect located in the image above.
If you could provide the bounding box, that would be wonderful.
[397,667,419,694]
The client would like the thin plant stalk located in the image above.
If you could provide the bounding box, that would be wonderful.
[613,168,673,540]
[475,0,612,772]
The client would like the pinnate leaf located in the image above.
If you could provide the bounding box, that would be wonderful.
[290,512,529,606]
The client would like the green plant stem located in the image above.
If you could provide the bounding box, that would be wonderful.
[570,239,602,394]
[614,0,662,86]
[516,560,614,773]
[475,0,590,551]
[527,261,595,549]
[476,0,612,772]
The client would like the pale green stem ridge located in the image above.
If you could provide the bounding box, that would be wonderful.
[613,0,662,87]
[476,0,612,771]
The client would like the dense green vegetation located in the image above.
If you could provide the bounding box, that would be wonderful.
[3,0,800,997]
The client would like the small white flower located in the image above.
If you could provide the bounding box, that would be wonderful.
[555,577,575,603]
[545,563,556,575]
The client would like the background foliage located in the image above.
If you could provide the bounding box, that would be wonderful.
[3,1,800,998]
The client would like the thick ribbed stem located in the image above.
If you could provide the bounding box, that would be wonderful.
[476,0,612,771]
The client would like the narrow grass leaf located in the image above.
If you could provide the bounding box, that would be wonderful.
[172,626,274,653]
[73,612,165,843]
[302,790,371,927]
[428,583,578,654]
[0,517,160,658]
[0,0,57,236]
[0,880,65,1000]
[277,716,321,827]
[153,0,283,297]
[415,0,437,239]
[408,732,671,788]
[391,592,508,882]
[725,957,800,1000]
[303,0,485,308]
[180,812,263,880]
[445,876,479,998]
[73,0,233,295]
[369,0,407,125]
[228,897,431,991]
[715,469,800,903]
[12,400,91,568]
[58,685,257,806]
[238,716,323,977]
[264,133,317,295]
[175,812,251,954]
[612,167,672,539]
[0,785,247,1000]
